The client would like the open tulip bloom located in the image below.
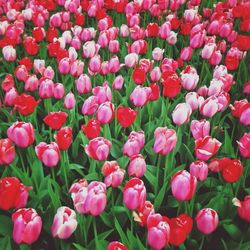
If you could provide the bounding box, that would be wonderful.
[0,0,249,249]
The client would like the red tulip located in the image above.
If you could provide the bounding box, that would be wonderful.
[43,111,68,130]
[107,241,128,250]
[116,106,137,128]
[14,94,37,116]
[81,118,101,139]
[233,196,250,222]
[221,158,243,183]
[0,138,15,165]
[162,73,181,98]
[55,127,72,151]
[132,67,146,85]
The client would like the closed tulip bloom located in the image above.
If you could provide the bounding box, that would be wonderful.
[199,96,220,118]
[4,87,18,107]
[171,170,197,201]
[51,207,77,239]
[108,56,120,73]
[238,132,250,158]
[0,138,15,165]
[70,60,84,77]
[35,142,60,167]
[81,96,99,116]
[1,74,14,92]
[190,120,210,139]
[107,241,128,250]
[43,66,55,80]
[195,208,218,234]
[130,86,152,107]
[82,41,99,58]
[15,65,28,81]
[123,131,145,157]
[96,102,115,124]
[221,159,243,183]
[88,55,101,73]
[0,177,30,210]
[58,57,71,74]
[69,180,107,216]
[172,103,192,125]
[124,53,138,68]
[153,127,177,155]
[7,122,34,148]
[152,47,164,61]
[201,43,217,59]
[123,177,146,210]
[195,136,221,161]
[55,127,72,151]
[128,154,146,178]
[180,46,193,61]
[39,79,54,99]
[181,66,199,90]
[53,83,65,99]
[239,104,250,126]
[116,106,137,128]
[25,75,39,92]
[75,74,92,94]
[85,137,112,161]
[147,213,170,250]
[150,67,161,82]
[81,119,100,139]
[2,45,16,61]
[64,92,76,110]
[190,161,208,181]
[102,161,125,188]
[108,40,119,53]
[12,208,42,244]
[233,196,250,222]
[43,112,68,130]
[92,82,112,104]
[112,75,124,90]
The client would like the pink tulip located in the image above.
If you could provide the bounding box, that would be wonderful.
[82,41,99,58]
[208,50,222,66]
[81,96,99,116]
[190,161,208,181]
[130,86,152,107]
[195,208,219,234]
[33,59,45,74]
[150,67,161,82]
[39,79,54,99]
[53,83,65,99]
[64,92,76,110]
[128,154,146,178]
[12,208,42,244]
[0,138,15,165]
[15,65,28,81]
[97,31,109,48]
[152,47,164,61]
[199,96,220,118]
[123,131,145,157]
[96,102,114,124]
[238,132,250,158]
[2,45,16,61]
[88,55,101,73]
[58,58,71,74]
[25,75,39,92]
[195,136,221,161]
[4,87,18,107]
[92,82,112,104]
[181,66,199,90]
[201,43,217,59]
[43,66,55,80]
[147,213,170,250]
[120,24,130,37]
[51,207,77,239]
[75,74,92,94]
[85,137,112,161]
[153,127,177,155]
[70,60,84,77]
[35,142,60,167]
[108,55,120,73]
[233,196,250,222]
[7,122,34,148]
[123,177,146,210]
[102,161,125,188]
[185,92,201,111]
[50,13,62,27]
[124,53,138,68]
[180,46,193,61]
[172,103,192,125]
[69,180,106,216]
[109,40,119,53]
[190,120,210,140]
[158,21,171,39]
[112,75,124,90]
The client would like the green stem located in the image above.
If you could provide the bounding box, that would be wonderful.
[198,236,205,250]
[61,151,69,190]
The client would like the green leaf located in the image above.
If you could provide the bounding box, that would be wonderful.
[114,218,128,245]
[154,181,168,210]
[73,243,88,250]
[0,216,12,236]
[223,224,241,241]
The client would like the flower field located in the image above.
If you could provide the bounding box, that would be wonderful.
[0,0,250,249]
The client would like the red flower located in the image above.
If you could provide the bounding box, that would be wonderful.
[116,106,137,128]
[162,73,181,98]
[146,23,159,37]
[225,55,239,71]
[55,127,72,151]
[1,74,14,92]
[132,67,146,85]
[32,27,45,43]
[75,13,85,26]
[46,27,58,43]
[221,158,243,183]
[43,111,68,130]
[180,22,192,36]
[47,40,61,57]
[149,83,160,101]
[0,138,15,165]
[236,35,250,51]
[19,57,33,71]
[81,118,101,139]
[107,241,128,250]
[14,94,37,116]
[23,37,40,56]
[170,17,181,30]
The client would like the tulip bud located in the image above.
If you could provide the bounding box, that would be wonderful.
[190,120,210,140]
[128,154,146,178]
[172,103,192,125]
[190,161,208,181]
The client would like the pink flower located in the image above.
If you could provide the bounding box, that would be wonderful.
[92,82,112,104]
[199,96,220,118]
[69,180,106,216]
[238,132,250,158]
[153,127,177,155]
[76,74,92,94]
[12,208,42,244]
[64,92,76,110]
[172,103,192,125]
[2,45,16,61]
[130,86,152,107]
[128,154,146,178]
[96,102,115,124]
[70,60,84,77]
[190,161,208,181]
[150,67,162,82]
[0,138,15,165]
[108,55,120,73]
[152,47,164,61]
[171,170,197,201]
[180,46,193,61]
[195,208,219,234]
[4,87,18,107]
[195,136,221,161]
[58,58,71,74]
[82,41,99,58]
[123,177,146,210]
[102,161,125,188]
[81,96,99,116]
[185,92,201,111]
[35,142,60,167]
[53,83,65,99]
[39,79,54,99]
[51,206,77,239]
[181,66,199,90]
[88,55,102,74]
[7,122,34,148]
[112,75,124,90]
[85,137,112,161]
[123,131,145,157]
[201,43,217,59]
[124,53,138,68]
[109,40,120,53]
[190,120,210,140]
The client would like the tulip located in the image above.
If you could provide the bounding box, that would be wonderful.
[75,74,92,94]
[201,43,216,59]
[123,131,145,157]
[0,177,30,210]
[171,170,197,201]
[81,96,99,116]
[238,132,250,158]
[195,208,219,234]
[150,67,161,82]
[190,161,208,181]
[199,96,220,118]
[123,178,146,210]
[51,207,77,239]
[128,154,146,178]
[172,103,192,125]
[190,120,210,140]
[221,159,243,183]
[130,86,152,107]
[109,40,120,53]
[2,45,16,61]
[180,46,193,61]
[53,83,65,99]
[181,66,199,90]
[25,75,39,92]
[185,92,201,111]
[7,122,34,148]
[35,142,60,167]
[116,106,137,128]
[43,66,55,80]
[58,57,71,74]
[195,136,221,161]
[153,127,177,155]
[124,53,138,68]
[39,79,54,99]
[108,56,120,73]
[85,137,112,161]
[92,82,112,104]
[233,196,250,222]
[70,60,84,77]
[12,208,42,244]
[1,74,14,92]
[0,138,15,165]
[152,47,164,61]
[102,161,125,188]
[107,242,128,250]
[96,102,115,124]
[112,75,124,90]
[43,111,68,130]
[147,213,170,250]
[55,127,72,151]
[64,92,76,110]
[14,94,37,116]
[4,87,18,107]
[82,41,99,58]
[69,180,106,216]
[239,103,250,126]
[88,55,101,73]
[33,59,45,74]
[15,65,28,81]
[162,72,181,98]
